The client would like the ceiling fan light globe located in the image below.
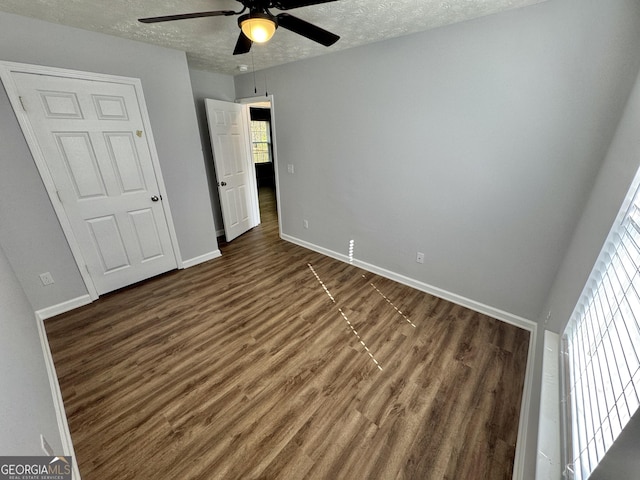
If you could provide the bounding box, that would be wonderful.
[241,17,277,43]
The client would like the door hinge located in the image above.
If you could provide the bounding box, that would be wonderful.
[18,96,26,112]
[85,264,90,275]
[55,190,62,204]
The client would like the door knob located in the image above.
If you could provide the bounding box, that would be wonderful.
[151,195,159,202]
[220,181,227,187]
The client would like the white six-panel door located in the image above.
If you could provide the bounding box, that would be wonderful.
[9,70,177,295]
[205,98,257,242]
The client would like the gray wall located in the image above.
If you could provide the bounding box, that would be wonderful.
[544,70,640,333]
[542,47,640,480]
[0,11,218,311]
[235,0,640,323]
[0,243,63,455]
[234,0,640,477]
[189,68,236,234]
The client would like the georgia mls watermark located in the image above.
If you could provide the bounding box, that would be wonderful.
[0,456,72,480]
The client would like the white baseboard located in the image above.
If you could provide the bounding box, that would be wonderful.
[36,295,92,321]
[35,252,223,319]
[35,314,82,479]
[216,229,225,238]
[281,234,536,331]
[281,233,539,480]
[35,251,223,321]
[180,249,221,269]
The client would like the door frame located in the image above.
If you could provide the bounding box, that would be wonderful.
[237,95,283,238]
[0,61,182,300]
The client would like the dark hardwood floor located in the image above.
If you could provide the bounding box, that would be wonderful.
[45,186,530,479]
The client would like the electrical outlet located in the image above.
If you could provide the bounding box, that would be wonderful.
[39,272,54,286]
[303,219,309,229]
[287,164,295,174]
[41,434,53,456]
[416,252,425,264]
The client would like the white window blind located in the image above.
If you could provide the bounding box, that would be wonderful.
[250,120,271,164]
[562,185,640,479]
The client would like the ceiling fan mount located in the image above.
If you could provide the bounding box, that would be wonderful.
[138,0,340,56]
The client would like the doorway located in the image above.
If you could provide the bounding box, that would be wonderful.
[239,96,282,237]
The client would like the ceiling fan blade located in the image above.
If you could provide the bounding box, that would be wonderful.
[138,10,236,24]
[233,31,253,55]
[276,13,339,46]
[271,0,338,10]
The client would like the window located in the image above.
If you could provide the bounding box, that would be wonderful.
[250,119,271,164]
[562,180,640,479]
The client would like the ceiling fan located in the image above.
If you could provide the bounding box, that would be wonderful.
[138,0,340,55]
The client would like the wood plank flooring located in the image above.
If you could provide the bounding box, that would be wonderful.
[45,187,530,479]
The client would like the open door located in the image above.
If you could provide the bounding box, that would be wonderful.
[205,98,258,242]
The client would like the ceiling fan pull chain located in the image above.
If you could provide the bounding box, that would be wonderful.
[252,51,258,94]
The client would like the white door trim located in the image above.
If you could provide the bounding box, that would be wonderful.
[237,95,283,239]
[0,61,182,300]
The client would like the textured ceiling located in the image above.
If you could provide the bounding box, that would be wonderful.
[0,0,547,75]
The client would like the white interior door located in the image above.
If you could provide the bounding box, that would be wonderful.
[9,70,177,295]
[205,98,257,242]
